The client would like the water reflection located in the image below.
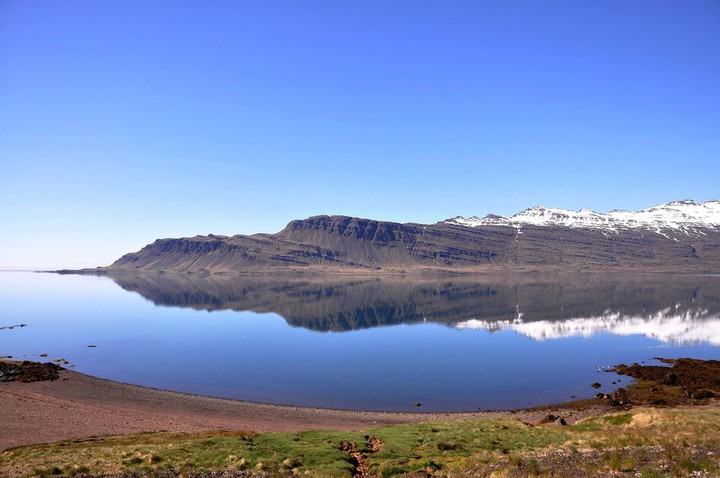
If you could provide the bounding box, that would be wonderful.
[108,273,720,343]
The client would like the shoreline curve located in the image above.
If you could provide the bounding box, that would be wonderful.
[1,368,609,450]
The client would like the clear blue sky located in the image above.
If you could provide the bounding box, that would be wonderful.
[1,1,719,269]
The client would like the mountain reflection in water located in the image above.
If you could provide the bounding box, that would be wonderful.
[108,273,720,344]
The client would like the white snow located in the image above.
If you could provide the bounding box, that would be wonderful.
[454,307,720,345]
[448,214,512,227]
[445,199,720,235]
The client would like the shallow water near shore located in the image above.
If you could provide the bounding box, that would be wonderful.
[1,271,719,412]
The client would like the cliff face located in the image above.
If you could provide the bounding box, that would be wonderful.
[275,216,513,268]
[96,214,720,273]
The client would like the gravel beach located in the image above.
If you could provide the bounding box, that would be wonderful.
[0,368,610,450]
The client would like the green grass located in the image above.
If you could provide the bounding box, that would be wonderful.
[601,412,634,426]
[2,408,719,477]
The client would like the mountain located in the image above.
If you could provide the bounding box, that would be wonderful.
[447,199,720,235]
[74,199,720,274]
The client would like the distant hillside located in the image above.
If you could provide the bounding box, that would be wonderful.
[71,200,720,274]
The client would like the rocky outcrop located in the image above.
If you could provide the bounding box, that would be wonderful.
[0,360,61,383]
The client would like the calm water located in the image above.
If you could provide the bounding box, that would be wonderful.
[1,271,719,412]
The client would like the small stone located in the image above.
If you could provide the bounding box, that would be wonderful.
[413,402,422,407]
[591,382,602,389]
[554,417,567,426]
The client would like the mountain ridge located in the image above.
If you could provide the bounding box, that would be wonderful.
[69,200,720,274]
[446,199,720,235]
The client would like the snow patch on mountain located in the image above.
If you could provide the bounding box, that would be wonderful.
[454,307,720,345]
[447,214,511,227]
[446,199,720,234]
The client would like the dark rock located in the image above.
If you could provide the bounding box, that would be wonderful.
[664,372,678,386]
[692,390,715,399]
[591,382,602,389]
[610,388,630,406]
[0,360,61,382]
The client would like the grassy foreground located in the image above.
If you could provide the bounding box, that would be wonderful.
[2,408,719,478]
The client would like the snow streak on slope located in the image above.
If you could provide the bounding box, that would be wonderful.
[455,307,720,345]
[446,200,720,234]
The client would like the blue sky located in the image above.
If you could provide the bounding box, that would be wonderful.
[1,1,719,269]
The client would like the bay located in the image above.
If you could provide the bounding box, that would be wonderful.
[1,271,718,412]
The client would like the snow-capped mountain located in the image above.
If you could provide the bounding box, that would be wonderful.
[446,199,720,235]
[92,199,720,275]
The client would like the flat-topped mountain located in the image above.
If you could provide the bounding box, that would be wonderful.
[75,200,720,274]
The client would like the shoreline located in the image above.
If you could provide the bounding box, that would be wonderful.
[3,357,718,452]
[53,268,720,277]
[0,367,611,451]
